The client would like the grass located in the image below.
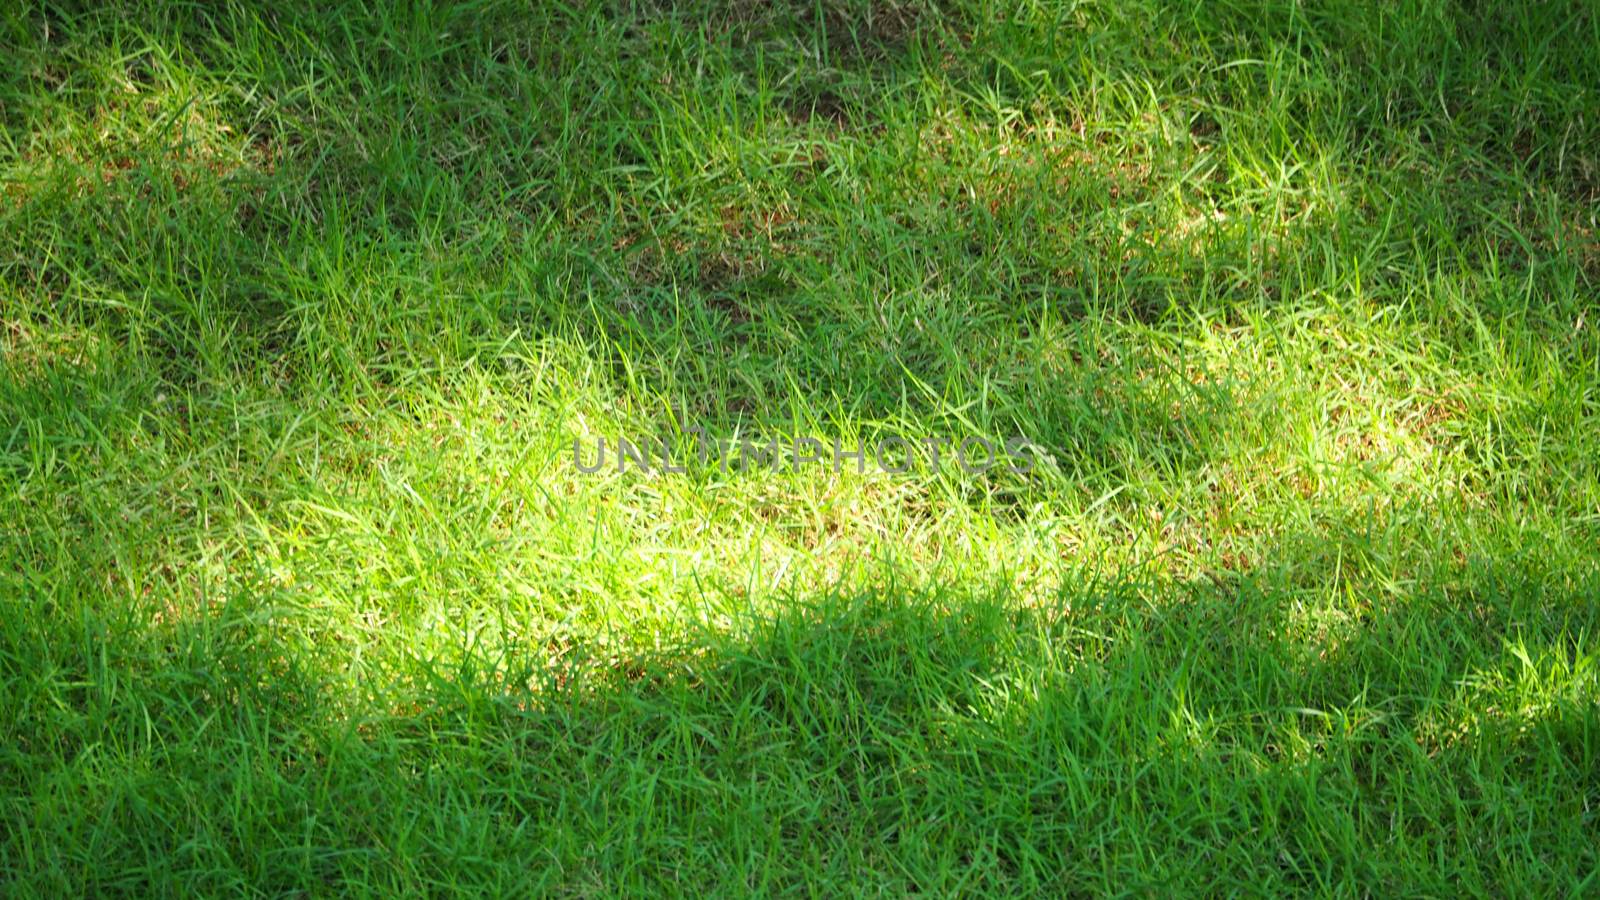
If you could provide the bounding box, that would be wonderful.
[2,0,1598,892]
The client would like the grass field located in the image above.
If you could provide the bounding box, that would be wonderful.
[3,0,1599,893]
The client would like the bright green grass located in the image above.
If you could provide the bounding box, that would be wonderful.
[3,0,1599,893]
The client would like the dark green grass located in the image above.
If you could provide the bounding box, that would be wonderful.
[2,0,1598,893]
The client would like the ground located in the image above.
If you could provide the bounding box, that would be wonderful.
[2,0,1598,893]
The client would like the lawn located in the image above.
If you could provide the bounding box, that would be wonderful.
[2,0,1598,893]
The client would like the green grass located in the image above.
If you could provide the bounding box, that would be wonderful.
[2,0,1599,893]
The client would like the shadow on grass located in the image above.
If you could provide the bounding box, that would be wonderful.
[9,558,1595,892]
[3,1,1592,466]
[385,559,1599,891]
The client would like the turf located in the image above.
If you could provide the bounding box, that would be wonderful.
[2,0,1598,893]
